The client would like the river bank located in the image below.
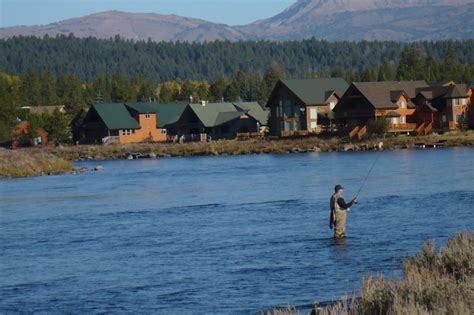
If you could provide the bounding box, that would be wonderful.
[0,149,74,178]
[2,132,473,178]
[270,232,474,315]
[32,132,474,161]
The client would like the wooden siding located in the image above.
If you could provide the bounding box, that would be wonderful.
[118,113,167,144]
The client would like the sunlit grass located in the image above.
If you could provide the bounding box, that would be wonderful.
[0,148,74,178]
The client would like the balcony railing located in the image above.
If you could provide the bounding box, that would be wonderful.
[388,123,417,132]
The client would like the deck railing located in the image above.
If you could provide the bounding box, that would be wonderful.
[102,136,119,144]
[388,123,417,132]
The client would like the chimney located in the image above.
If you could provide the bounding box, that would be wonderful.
[201,100,207,107]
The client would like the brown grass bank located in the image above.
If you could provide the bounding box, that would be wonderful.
[267,231,474,315]
[42,132,474,161]
[0,148,74,178]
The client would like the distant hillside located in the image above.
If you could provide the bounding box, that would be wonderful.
[0,11,246,42]
[241,0,474,41]
[1,0,474,41]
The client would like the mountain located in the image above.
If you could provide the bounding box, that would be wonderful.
[1,1,474,42]
[0,11,246,42]
[240,0,474,41]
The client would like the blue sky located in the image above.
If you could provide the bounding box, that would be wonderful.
[0,0,294,27]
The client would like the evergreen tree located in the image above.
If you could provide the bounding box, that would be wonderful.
[224,81,240,102]
[40,70,59,105]
[259,61,285,105]
[56,74,86,118]
[210,74,228,102]
[43,109,71,143]
[442,41,461,83]
[377,60,395,81]
[361,68,378,82]
[20,71,42,106]
[0,75,19,142]
[397,47,424,80]
[424,49,438,84]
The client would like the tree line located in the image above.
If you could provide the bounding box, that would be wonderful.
[0,40,473,144]
[1,35,474,83]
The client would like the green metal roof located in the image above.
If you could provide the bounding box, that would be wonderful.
[92,103,140,130]
[90,103,186,130]
[125,103,158,114]
[125,103,186,128]
[154,104,187,128]
[233,102,269,125]
[189,103,244,127]
[280,78,349,105]
[215,111,244,126]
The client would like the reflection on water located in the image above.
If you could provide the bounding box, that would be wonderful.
[1,148,473,313]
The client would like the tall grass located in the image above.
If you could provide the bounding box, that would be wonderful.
[269,232,474,315]
[0,148,74,178]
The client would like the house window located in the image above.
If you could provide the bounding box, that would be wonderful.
[310,108,317,120]
[391,117,398,125]
[161,129,167,134]
[442,115,447,123]
[454,99,460,106]
[310,121,317,130]
[284,100,292,118]
[145,113,151,119]
[122,129,132,136]
[329,101,337,110]
[399,101,406,108]
[400,116,406,124]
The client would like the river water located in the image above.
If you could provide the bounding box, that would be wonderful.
[1,148,473,313]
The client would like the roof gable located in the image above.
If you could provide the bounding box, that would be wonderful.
[233,102,269,125]
[92,103,140,130]
[353,81,428,109]
[416,84,468,100]
[125,103,187,127]
[280,78,349,105]
[189,102,245,127]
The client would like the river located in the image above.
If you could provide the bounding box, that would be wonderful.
[1,148,473,313]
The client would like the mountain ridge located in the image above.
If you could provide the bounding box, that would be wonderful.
[1,0,474,41]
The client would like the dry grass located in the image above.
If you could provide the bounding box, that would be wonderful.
[0,148,74,178]
[270,232,474,315]
[33,132,474,161]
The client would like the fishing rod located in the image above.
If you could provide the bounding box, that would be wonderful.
[354,149,383,200]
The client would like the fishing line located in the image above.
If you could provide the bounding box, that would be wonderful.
[355,149,383,199]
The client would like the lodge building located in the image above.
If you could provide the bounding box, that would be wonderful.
[266,78,349,136]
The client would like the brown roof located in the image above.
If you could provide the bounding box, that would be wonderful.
[416,84,468,100]
[353,81,429,109]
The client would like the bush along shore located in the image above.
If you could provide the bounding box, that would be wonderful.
[0,148,74,178]
[268,231,474,315]
[46,132,474,161]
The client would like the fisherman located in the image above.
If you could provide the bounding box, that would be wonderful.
[330,185,357,239]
